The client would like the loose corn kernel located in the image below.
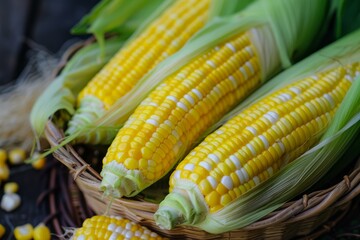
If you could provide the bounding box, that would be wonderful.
[33,223,51,240]
[0,224,5,238]
[0,149,7,164]
[4,182,19,194]
[31,156,46,170]
[1,193,21,212]
[9,148,26,165]
[0,163,10,181]
[14,224,33,240]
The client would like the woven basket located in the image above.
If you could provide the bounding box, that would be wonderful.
[45,120,360,239]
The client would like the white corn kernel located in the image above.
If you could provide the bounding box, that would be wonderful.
[208,154,220,164]
[221,176,233,189]
[225,43,236,53]
[1,193,21,212]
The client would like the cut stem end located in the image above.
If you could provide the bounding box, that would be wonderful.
[154,206,185,230]
[100,162,143,198]
[154,188,208,230]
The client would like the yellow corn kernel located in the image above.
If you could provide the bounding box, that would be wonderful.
[9,148,26,165]
[0,149,7,164]
[14,224,33,240]
[205,191,220,208]
[220,193,232,206]
[0,163,10,181]
[33,223,51,240]
[32,158,46,170]
[0,224,5,238]
[4,182,19,194]
[31,152,46,170]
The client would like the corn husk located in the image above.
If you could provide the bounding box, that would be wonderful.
[71,0,166,52]
[65,0,329,146]
[30,37,124,143]
[333,0,360,38]
[155,29,360,234]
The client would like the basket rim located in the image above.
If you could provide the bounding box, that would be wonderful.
[44,120,360,232]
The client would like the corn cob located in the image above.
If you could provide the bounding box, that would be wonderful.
[101,29,267,197]
[66,0,211,143]
[154,62,360,230]
[71,215,163,240]
[99,0,328,198]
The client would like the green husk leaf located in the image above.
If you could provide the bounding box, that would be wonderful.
[194,30,360,234]
[71,0,166,57]
[30,37,124,140]
[260,0,329,68]
[109,0,166,35]
[88,0,152,34]
[71,0,113,34]
[314,131,360,189]
[71,0,165,36]
[334,0,360,38]
[68,0,329,145]
[209,0,255,18]
[342,0,360,35]
[113,0,174,48]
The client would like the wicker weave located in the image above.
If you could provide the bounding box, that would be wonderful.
[45,120,360,239]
